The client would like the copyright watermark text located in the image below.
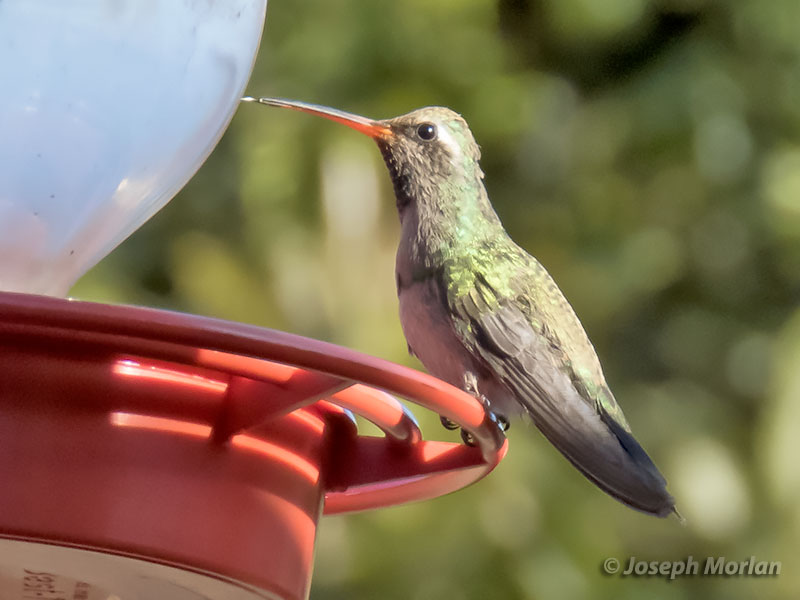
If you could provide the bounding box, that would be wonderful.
[602,556,781,580]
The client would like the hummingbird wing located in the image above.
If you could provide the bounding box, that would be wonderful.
[443,250,675,517]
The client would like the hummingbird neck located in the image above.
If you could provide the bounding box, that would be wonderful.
[386,158,506,275]
[422,181,505,251]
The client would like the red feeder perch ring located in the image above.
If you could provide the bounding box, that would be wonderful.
[0,291,507,600]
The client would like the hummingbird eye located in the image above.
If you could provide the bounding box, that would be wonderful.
[416,122,437,141]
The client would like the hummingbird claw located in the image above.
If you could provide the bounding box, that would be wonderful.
[494,413,510,432]
[439,415,460,430]
[460,428,476,446]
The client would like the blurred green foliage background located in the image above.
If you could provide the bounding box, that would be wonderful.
[74,0,800,598]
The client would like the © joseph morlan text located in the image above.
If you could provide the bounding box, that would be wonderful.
[617,556,781,579]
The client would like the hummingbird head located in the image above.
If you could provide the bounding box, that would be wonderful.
[242,98,487,220]
[375,107,484,215]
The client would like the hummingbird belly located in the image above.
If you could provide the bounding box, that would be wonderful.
[397,277,518,415]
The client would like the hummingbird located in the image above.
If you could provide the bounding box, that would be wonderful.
[243,96,676,517]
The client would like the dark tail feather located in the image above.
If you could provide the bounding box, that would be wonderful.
[596,402,675,517]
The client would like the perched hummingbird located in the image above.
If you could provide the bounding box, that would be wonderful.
[243,97,675,517]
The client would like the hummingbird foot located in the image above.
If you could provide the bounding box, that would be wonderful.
[462,372,497,412]
[493,412,510,432]
[458,372,508,439]
[439,415,460,430]
[463,372,480,397]
[460,428,476,446]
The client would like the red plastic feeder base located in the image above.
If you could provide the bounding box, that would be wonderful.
[0,292,507,600]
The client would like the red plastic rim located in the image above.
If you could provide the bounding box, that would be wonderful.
[0,291,507,514]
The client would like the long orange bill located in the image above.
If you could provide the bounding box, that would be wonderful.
[242,97,392,139]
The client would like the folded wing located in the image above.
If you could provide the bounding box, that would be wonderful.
[448,269,675,517]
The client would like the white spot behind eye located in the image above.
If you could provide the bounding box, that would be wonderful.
[434,122,462,164]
